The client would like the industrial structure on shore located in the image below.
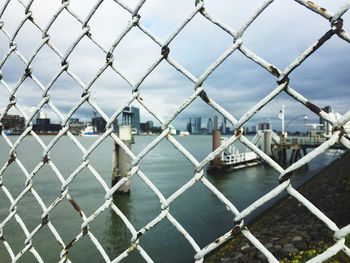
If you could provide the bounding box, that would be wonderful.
[207,105,349,173]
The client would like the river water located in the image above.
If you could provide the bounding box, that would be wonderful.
[0,135,341,262]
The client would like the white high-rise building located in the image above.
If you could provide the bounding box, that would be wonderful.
[193,117,201,134]
[207,118,213,134]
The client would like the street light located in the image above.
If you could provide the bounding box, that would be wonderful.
[285,115,308,136]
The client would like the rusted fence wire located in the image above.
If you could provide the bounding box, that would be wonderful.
[0,0,350,262]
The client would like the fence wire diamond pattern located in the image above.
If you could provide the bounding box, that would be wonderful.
[0,0,350,262]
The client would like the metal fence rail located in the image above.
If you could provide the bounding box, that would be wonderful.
[0,0,350,262]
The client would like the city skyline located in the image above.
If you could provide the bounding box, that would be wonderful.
[4,103,349,136]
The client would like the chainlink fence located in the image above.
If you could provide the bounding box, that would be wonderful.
[1,0,350,262]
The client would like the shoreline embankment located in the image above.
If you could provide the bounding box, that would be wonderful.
[205,151,350,262]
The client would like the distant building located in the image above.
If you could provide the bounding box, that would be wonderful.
[186,118,192,133]
[221,118,227,135]
[92,116,107,133]
[140,120,154,133]
[258,122,270,131]
[69,123,84,135]
[122,106,140,134]
[251,125,257,133]
[207,118,213,134]
[33,112,46,125]
[146,121,153,129]
[213,116,218,131]
[131,107,140,134]
[0,114,25,134]
[67,118,84,135]
[193,117,202,134]
[140,123,148,133]
[33,115,61,133]
[320,106,332,135]
[69,118,80,124]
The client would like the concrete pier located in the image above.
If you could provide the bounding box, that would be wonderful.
[210,130,222,170]
[263,130,272,157]
[112,125,133,194]
[271,136,310,166]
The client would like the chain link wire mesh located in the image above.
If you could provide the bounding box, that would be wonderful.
[0,0,350,262]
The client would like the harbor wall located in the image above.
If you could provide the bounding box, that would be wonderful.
[205,151,350,262]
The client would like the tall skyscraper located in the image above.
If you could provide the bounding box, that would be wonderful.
[146,121,153,129]
[92,117,107,133]
[213,115,218,131]
[251,125,257,133]
[207,118,213,134]
[122,106,141,134]
[258,122,270,130]
[221,117,227,135]
[131,106,140,134]
[320,106,331,133]
[186,118,192,133]
[194,117,202,134]
[122,107,132,126]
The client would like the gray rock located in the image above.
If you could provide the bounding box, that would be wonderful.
[220,257,231,263]
[222,255,243,263]
[294,240,308,250]
[282,243,298,255]
[257,253,269,263]
[273,244,282,250]
[240,244,250,251]
[291,236,303,242]
[264,242,273,249]
[231,252,243,261]
[238,255,250,262]
[284,247,298,254]
[283,243,295,249]
[275,249,289,259]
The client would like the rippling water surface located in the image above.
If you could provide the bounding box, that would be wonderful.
[0,135,340,262]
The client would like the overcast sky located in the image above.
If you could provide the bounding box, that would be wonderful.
[0,0,349,131]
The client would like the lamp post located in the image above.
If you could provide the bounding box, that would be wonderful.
[285,115,308,136]
[278,104,285,137]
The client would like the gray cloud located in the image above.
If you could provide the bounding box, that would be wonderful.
[0,0,349,132]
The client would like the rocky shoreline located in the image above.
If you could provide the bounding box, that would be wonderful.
[205,151,350,262]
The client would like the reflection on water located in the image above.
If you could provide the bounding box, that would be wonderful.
[0,135,341,262]
[104,195,132,261]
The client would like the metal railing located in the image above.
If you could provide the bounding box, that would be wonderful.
[0,0,350,262]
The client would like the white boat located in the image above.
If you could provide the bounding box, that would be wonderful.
[208,137,261,173]
[169,125,177,135]
[131,128,138,135]
[179,131,190,136]
[80,125,99,136]
[221,144,260,168]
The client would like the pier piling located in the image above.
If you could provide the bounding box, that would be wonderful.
[210,130,222,170]
[112,125,133,194]
[263,130,272,157]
